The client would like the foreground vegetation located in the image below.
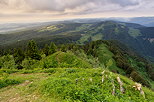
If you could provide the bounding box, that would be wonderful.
[0,68,154,102]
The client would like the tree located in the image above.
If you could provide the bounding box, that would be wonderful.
[13,48,25,69]
[43,44,50,56]
[60,44,67,52]
[26,40,41,60]
[0,49,2,57]
[49,42,57,54]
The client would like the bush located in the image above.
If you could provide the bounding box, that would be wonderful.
[20,70,35,74]
[42,69,56,73]
[0,73,22,88]
[65,69,78,73]
[0,79,22,88]
[42,51,92,68]
[0,69,18,74]
[130,71,151,87]
[0,55,17,69]
[21,58,40,70]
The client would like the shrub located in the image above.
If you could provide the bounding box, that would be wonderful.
[0,79,21,88]
[42,51,92,68]
[0,69,18,74]
[21,58,40,70]
[42,69,56,73]
[0,55,17,69]
[65,69,78,73]
[130,71,151,87]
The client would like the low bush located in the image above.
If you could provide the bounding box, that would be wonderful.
[0,69,19,74]
[130,71,151,87]
[42,69,56,73]
[0,79,22,88]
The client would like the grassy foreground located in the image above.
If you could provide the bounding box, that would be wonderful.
[0,68,154,102]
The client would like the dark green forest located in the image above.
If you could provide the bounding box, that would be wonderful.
[0,40,154,88]
[1,21,154,62]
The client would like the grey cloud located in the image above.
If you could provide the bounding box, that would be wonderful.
[0,0,153,18]
[26,0,141,12]
[109,0,140,6]
[0,0,142,12]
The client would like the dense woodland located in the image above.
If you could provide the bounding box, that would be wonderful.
[1,21,154,61]
[0,40,154,89]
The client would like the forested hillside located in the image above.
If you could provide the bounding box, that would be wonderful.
[1,21,154,61]
[0,40,154,101]
[0,40,154,88]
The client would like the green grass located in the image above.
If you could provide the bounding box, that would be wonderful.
[76,24,92,31]
[128,28,141,38]
[0,68,154,102]
[38,24,64,32]
[92,33,103,41]
[18,51,93,69]
[42,51,92,68]
[97,44,125,75]
[78,33,103,44]
[78,34,91,43]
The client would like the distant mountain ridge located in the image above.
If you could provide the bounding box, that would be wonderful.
[0,20,154,61]
[1,16,154,34]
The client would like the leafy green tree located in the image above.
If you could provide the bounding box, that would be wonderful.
[26,40,41,60]
[0,55,16,69]
[21,58,40,70]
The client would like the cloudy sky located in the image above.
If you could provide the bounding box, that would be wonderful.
[0,0,154,23]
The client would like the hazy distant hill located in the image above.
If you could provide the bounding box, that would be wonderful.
[128,17,154,27]
[0,20,154,61]
[70,17,154,27]
[0,21,63,34]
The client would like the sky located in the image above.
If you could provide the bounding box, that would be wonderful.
[0,0,154,23]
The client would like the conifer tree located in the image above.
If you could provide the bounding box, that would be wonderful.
[43,44,50,56]
[49,42,57,54]
[13,48,25,64]
[26,40,41,60]
[13,48,25,69]
[60,44,67,52]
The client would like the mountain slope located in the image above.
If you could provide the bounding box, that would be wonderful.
[77,21,154,60]
[1,21,154,61]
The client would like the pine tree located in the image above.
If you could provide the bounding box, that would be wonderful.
[60,44,67,52]
[43,44,50,56]
[49,42,57,54]
[26,40,41,60]
[13,48,25,69]
[13,48,25,64]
